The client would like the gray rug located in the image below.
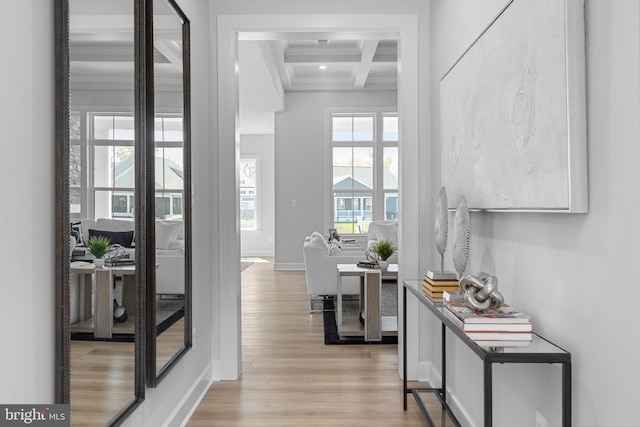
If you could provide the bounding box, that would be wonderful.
[340,281,398,317]
[241,261,254,272]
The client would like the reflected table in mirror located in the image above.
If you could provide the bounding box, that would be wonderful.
[70,263,142,339]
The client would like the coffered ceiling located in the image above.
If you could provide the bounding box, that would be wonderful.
[239,33,399,134]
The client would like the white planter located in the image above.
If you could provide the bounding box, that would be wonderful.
[378,260,389,269]
[93,258,105,268]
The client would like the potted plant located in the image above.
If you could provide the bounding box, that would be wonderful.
[373,239,396,269]
[86,235,111,268]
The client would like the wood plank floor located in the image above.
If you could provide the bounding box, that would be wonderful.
[70,318,185,426]
[187,258,446,426]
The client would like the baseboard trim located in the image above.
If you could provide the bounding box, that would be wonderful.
[163,362,214,427]
[240,250,274,257]
[273,262,305,271]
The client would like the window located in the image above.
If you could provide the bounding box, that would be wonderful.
[70,113,184,220]
[240,157,258,231]
[330,112,398,234]
[69,112,83,216]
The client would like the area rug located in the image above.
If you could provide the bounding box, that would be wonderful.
[71,296,184,342]
[241,261,254,272]
[323,281,398,345]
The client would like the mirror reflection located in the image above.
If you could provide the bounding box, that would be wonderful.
[67,0,138,424]
[151,0,190,379]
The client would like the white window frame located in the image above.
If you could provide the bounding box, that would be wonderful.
[325,108,399,235]
[72,112,184,220]
[240,155,261,233]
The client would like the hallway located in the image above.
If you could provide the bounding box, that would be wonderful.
[187,259,437,426]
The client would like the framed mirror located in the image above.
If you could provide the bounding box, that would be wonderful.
[147,0,192,385]
[55,0,148,424]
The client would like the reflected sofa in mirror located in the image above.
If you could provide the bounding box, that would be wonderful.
[56,0,146,424]
[148,0,192,386]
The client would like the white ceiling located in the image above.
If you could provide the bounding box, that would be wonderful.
[239,34,398,134]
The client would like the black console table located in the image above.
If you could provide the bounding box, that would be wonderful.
[402,280,571,427]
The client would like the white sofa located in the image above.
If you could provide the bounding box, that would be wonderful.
[302,231,365,312]
[366,220,399,264]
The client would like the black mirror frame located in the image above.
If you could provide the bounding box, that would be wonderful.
[55,0,149,424]
[146,0,192,388]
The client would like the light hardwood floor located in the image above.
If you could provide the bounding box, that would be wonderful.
[70,317,185,426]
[187,258,445,427]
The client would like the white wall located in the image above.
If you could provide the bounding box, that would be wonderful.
[427,1,640,426]
[273,91,397,269]
[0,0,55,404]
[240,134,275,256]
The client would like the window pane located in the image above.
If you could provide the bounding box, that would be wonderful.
[155,117,164,142]
[173,196,182,215]
[333,147,373,191]
[333,192,372,234]
[94,146,135,188]
[332,116,353,141]
[383,116,398,141]
[163,117,183,142]
[155,195,171,219]
[70,114,81,140]
[70,188,81,214]
[155,147,184,190]
[69,145,81,186]
[154,192,182,220]
[94,190,134,219]
[353,116,373,141]
[385,193,398,220]
[113,116,135,140]
[383,147,398,190]
[353,147,373,184]
[94,116,113,140]
[240,158,257,230]
[112,195,129,213]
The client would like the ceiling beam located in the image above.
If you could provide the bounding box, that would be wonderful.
[353,40,379,89]
[262,40,292,93]
[154,40,183,72]
[256,41,286,111]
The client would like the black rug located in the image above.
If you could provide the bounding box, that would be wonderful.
[323,299,397,345]
[71,296,184,342]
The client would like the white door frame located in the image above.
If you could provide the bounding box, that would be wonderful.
[216,14,422,380]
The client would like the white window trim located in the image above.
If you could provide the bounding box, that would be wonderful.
[73,111,185,219]
[324,108,398,235]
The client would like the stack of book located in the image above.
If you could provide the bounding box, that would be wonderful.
[105,255,135,267]
[357,260,378,269]
[444,300,532,347]
[422,271,459,301]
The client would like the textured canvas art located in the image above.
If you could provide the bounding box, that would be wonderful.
[440,0,587,212]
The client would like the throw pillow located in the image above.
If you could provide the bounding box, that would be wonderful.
[88,229,135,248]
[96,218,135,232]
[156,221,182,250]
[375,222,398,246]
[329,244,343,256]
[309,234,329,252]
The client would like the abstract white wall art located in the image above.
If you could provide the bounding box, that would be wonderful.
[440,0,587,212]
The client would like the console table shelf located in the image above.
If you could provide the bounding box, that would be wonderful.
[402,280,571,427]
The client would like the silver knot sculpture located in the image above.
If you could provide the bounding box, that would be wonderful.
[459,272,504,311]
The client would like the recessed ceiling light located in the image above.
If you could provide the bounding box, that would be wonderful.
[318,65,327,70]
